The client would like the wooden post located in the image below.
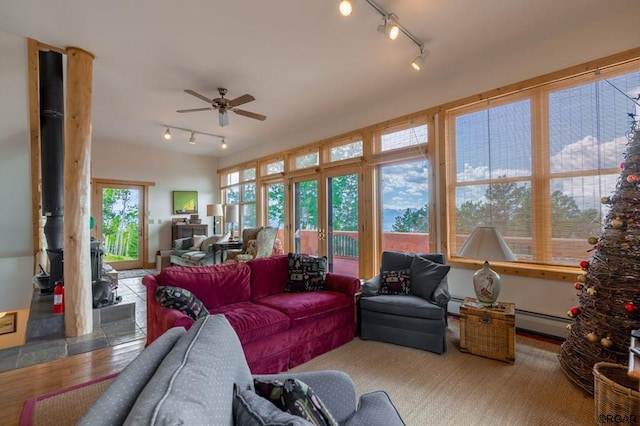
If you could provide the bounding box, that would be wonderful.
[64,47,94,337]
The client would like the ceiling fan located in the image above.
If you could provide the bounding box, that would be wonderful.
[177,88,267,127]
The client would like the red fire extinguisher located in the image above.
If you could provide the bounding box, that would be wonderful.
[53,280,64,314]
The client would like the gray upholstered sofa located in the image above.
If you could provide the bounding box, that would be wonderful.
[78,315,404,425]
[360,251,451,354]
[170,234,227,266]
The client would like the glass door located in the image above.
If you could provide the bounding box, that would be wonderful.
[94,183,144,270]
[292,178,320,256]
[326,171,359,276]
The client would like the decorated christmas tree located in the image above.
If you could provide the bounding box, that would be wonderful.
[559,114,640,395]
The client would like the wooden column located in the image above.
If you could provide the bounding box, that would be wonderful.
[64,47,94,337]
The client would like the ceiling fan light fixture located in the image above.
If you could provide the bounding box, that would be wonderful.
[378,14,399,40]
[221,138,228,149]
[219,111,229,127]
[164,127,172,140]
[411,48,429,71]
[339,0,353,16]
[189,131,196,144]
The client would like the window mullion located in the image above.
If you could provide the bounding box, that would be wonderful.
[531,88,552,263]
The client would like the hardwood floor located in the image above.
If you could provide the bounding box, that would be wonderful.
[0,338,144,425]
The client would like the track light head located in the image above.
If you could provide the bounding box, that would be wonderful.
[377,14,399,40]
[221,138,228,149]
[164,128,172,140]
[339,0,352,16]
[189,132,196,144]
[411,49,429,71]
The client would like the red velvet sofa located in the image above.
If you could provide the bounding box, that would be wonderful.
[142,255,360,374]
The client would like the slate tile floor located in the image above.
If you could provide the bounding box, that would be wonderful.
[0,270,153,373]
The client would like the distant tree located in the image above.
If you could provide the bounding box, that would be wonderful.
[267,183,285,227]
[392,204,428,233]
[330,174,358,231]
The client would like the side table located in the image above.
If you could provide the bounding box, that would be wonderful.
[459,297,516,364]
[211,241,243,264]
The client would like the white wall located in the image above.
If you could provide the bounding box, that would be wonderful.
[91,140,219,264]
[0,32,34,315]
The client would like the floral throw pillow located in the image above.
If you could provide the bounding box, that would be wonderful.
[378,269,411,295]
[253,378,338,426]
[286,253,327,292]
[155,286,209,320]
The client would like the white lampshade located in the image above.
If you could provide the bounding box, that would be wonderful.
[457,226,516,261]
[225,204,239,223]
[207,204,224,217]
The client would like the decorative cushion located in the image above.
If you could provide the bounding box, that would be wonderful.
[409,255,450,301]
[155,286,209,320]
[272,238,284,256]
[190,234,207,250]
[181,251,206,261]
[253,378,338,426]
[199,235,219,251]
[286,253,327,292]
[233,384,314,426]
[378,269,411,295]
[246,239,258,257]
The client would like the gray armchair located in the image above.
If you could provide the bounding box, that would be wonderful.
[360,251,451,354]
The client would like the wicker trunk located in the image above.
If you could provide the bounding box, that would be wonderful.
[459,297,516,364]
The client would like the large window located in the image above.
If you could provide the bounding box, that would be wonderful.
[449,66,640,266]
[221,166,257,232]
[380,159,430,252]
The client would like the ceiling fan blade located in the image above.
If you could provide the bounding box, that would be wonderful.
[228,94,255,108]
[176,107,213,113]
[184,89,213,104]
[233,109,266,121]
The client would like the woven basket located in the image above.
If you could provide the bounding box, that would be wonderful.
[593,362,640,424]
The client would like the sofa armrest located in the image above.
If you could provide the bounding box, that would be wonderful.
[172,237,192,250]
[326,273,360,296]
[253,370,357,423]
[430,278,450,307]
[344,391,405,426]
[361,275,380,296]
[142,275,196,346]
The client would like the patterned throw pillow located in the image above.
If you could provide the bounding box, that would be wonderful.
[233,384,314,426]
[286,253,327,292]
[155,286,209,320]
[245,239,258,257]
[378,269,411,295]
[253,378,338,426]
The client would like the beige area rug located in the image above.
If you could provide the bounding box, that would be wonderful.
[22,320,594,426]
[21,375,115,426]
[291,320,594,426]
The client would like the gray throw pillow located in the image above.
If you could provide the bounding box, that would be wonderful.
[409,256,450,301]
[233,385,314,426]
[380,251,415,273]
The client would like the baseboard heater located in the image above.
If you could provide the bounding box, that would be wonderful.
[449,297,570,340]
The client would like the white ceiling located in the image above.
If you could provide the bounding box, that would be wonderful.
[1,1,639,161]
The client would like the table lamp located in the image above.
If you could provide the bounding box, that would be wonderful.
[206,203,224,234]
[457,226,516,306]
[224,204,239,241]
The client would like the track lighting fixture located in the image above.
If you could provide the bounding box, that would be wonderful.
[221,138,228,149]
[339,0,353,17]
[339,0,427,71]
[377,14,399,41]
[411,48,429,71]
[161,125,226,148]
